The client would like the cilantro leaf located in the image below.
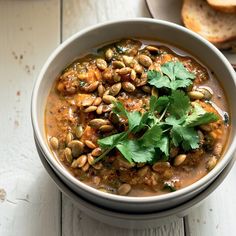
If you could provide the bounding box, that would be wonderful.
[186,102,218,127]
[155,136,169,156]
[171,125,199,151]
[117,139,155,163]
[168,90,190,119]
[173,62,195,80]
[140,124,163,147]
[147,61,195,91]
[113,101,142,131]
[155,96,169,113]
[98,132,127,149]
[161,62,176,80]
[127,111,142,131]
[149,96,158,112]
[147,70,171,89]
[170,79,192,90]
[112,101,127,117]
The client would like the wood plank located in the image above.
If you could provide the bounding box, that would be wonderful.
[62,194,184,236]
[62,0,150,41]
[185,162,236,236]
[0,1,61,235]
[61,0,184,235]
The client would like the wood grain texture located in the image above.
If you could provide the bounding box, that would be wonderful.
[62,194,184,236]
[61,0,184,235]
[0,1,61,235]
[185,163,236,236]
[63,0,150,41]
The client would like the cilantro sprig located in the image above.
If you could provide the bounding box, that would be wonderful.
[95,61,219,164]
[148,61,195,90]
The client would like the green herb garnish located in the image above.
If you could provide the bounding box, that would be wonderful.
[147,61,195,90]
[95,61,218,164]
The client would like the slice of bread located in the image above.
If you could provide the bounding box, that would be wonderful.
[207,0,236,13]
[182,0,236,43]
[214,40,236,51]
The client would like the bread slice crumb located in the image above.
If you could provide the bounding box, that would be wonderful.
[207,0,236,13]
[182,0,236,43]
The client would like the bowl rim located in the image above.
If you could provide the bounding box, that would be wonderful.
[31,17,236,203]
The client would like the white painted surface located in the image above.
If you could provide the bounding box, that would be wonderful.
[0,1,61,236]
[0,0,236,235]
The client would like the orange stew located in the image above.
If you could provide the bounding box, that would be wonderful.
[45,39,229,196]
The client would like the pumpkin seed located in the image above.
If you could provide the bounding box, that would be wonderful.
[66,132,74,145]
[188,91,204,100]
[163,169,173,179]
[109,83,121,96]
[112,60,125,69]
[118,67,132,75]
[81,162,90,172]
[96,105,103,115]
[68,140,84,157]
[153,161,170,173]
[64,147,73,163]
[75,125,83,139]
[122,82,135,92]
[130,69,136,80]
[71,154,87,168]
[117,157,135,169]
[137,166,150,177]
[207,155,217,171]
[142,85,151,93]
[98,84,105,97]
[133,63,143,74]
[146,45,159,53]
[118,184,131,195]
[196,87,213,100]
[88,153,95,165]
[102,68,113,81]
[169,146,179,158]
[105,48,113,61]
[49,137,59,150]
[84,81,99,92]
[84,106,97,113]
[103,104,114,113]
[96,58,107,70]
[151,87,158,97]
[174,154,187,166]
[102,95,116,104]
[138,54,152,67]
[85,140,97,149]
[93,97,102,106]
[122,55,134,67]
[113,72,121,82]
[99,124,114,132]
[81,97,95,106]
[109,112,119,124]
[91,148,102,157]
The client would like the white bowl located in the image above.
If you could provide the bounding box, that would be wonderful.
[37,139,235,229]
[31,18,236,213]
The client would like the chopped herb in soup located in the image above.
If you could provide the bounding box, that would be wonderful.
[45,39,229,196]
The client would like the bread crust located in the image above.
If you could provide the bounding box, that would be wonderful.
[182,0,236,44]
[207,0,236,13]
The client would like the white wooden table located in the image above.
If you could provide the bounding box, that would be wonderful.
[0,1,235,235]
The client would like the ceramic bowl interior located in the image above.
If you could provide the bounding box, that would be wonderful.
[31,18,236,213]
